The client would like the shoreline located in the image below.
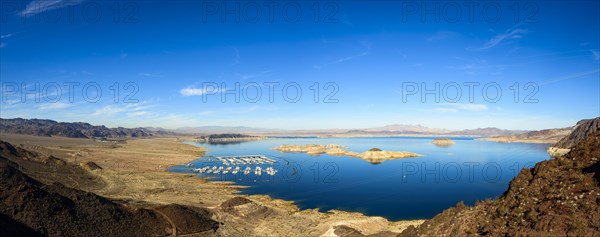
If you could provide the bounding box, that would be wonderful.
[1,133,425,236]
[475,137,556,144]
[176,139,423,221]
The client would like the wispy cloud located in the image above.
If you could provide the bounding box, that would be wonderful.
[20,0,81,17]
[1,33,16,39]
[93,105,126,116]
[231,47,240,65]
[426,31,459,42]
[432,103,488,113]
[236,70,274,80]
[128,111,148,116]
[432,108,458,113]
[469,26,528,51]
[592,50,600,61]
[180,86,224,96]
[38,102,73,110]
[0,32,17,48]
[313,52,369,70]
[137,72,162,78]
[337,52,368,63]
[446,58,509,75]
[539,69,600,86]
[447,103,488,111]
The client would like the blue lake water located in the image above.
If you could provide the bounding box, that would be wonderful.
[168,137,550,220]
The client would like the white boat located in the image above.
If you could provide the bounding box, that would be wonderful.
[244,167,252,175]
[265,167,277,176]
[254,167,262,176]
[232,166,240,174]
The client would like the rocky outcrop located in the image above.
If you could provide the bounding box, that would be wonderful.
[400,126,600,236]
[273,144,421,164]
[0,118,154,139]
[80,161,102,171]
[547,118,600,157]
[553,118,600,149]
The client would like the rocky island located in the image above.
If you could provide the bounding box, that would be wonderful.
[272,144,421,164]
[431,138,455,147]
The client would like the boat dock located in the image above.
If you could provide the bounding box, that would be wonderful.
[191,155,278,176]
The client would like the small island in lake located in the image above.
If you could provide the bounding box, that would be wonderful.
[431,138,455,147]
[273,144,421,164]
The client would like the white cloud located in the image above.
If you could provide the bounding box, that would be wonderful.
[93,106,126,115]
[180,87,223,96]
[38,102,72,110]
[469,27,528,51]
[20,0,81,17]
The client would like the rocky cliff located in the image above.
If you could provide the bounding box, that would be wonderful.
[400,119,600,236]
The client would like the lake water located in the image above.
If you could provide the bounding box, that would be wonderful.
[168,137,550,220]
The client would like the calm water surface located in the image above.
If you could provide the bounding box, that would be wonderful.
[169,137,550,220]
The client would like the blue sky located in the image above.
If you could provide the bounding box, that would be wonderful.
[1,0,599,130]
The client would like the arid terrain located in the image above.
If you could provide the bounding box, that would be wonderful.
[2,117,600,236]
[0,133,423,236]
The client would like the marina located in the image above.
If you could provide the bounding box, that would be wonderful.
[191,155,279,176]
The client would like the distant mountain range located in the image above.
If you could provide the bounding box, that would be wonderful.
[156,124,527,137]
[2,117,533,138]
[0,118,165,139]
